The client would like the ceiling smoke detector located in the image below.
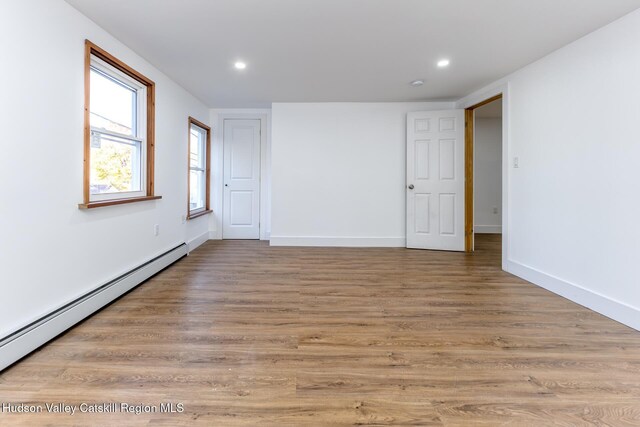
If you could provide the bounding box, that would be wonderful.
[410,80,424,87]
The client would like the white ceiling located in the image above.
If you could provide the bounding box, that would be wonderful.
[65,0,640,108]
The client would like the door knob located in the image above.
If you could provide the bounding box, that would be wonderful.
[225,184,228,187]
[408,184,414,190]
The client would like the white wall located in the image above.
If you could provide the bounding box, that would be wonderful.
[270,102,454,246]
[209,109,272,240]
[458,8,640,330]
[0,0,210,339]
[474,118,502,233]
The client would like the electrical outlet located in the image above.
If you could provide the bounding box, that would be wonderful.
[513,156,520,168]
[493,207,498,214]
[154,224,160,236]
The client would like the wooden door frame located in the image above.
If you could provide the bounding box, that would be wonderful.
[464,94,503,252]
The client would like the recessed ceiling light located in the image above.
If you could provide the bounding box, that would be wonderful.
[410,80,424,87]
[437,59,450,68]
[234,61,247,70]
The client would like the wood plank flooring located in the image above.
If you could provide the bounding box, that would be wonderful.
[1,235,640,426]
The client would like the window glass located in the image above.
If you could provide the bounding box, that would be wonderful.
[190,170,206,211]
[82,41,155,208]
[189,123,208,214]
[90,68,136,136]
[89,63,143,197]
[90,133,142,194]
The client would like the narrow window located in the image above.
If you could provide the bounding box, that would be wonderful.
[80,40,159,208]
[188,117,211,219]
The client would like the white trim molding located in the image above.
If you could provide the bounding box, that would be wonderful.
[187,231,210,253]
[270,236,406,247]
[506,260,640,332]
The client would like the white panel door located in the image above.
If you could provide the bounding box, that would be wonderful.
[406,110,465,251]
[223,119,261,239]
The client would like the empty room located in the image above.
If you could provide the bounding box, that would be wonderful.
[2,0,640,425]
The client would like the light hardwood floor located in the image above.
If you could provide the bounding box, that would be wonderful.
[1,235,640,426]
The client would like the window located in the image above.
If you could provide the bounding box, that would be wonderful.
[80,40,159,209]
[188,117,212,219]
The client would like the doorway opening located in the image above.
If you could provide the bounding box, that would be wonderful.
[464,94,503,253]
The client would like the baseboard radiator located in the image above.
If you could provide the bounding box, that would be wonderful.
[0,243,187,371]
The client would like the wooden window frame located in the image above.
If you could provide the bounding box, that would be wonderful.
[187,117,212,220]
[79,40,160,209]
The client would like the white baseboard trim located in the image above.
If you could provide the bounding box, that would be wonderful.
[475,225,502,234]
[0,244,188,371]
[187,231,210,253]
[269,236,406,247]
[506,259,640,331]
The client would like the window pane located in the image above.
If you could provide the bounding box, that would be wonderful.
[90,134,142,194]
[190,169,206,211]
[190,126,206,169]
[90,68,136,136]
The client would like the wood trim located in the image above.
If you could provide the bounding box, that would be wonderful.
[187,117,212,220]
[189,116,211,132]
[464,93,503,252]
[187,117,191,218]
[147,83,156,196]
[82,40,156,208]
[468,94,503,111]
[187,209,213,220]
[84,40,154,86]
[83,42,91,205]
[464,109,474,252]
[78,195,162,210]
